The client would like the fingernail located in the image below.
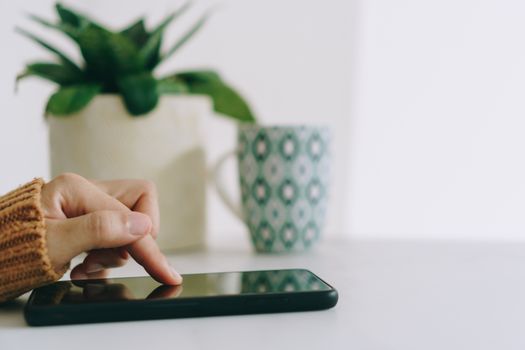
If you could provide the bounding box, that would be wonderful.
[128,212,151,236]
[170,265,183,283]
[85,263,104,274]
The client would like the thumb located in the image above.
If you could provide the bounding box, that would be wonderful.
[46,211,151,266]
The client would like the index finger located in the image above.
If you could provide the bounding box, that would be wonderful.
[127,235,182,285]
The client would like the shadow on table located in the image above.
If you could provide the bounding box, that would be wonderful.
[0,298,27,328]
[0,299,25,310]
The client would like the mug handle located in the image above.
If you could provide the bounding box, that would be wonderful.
[209,150,244,221]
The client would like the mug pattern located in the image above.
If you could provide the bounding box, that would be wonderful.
[238,125,330,252]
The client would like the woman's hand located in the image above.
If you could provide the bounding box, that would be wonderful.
[40,173,182,285]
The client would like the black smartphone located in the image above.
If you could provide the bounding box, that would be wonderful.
[24,268,338,326]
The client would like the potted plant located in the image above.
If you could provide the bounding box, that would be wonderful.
[16,2,256,251]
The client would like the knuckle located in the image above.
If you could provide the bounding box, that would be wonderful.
[141,180,157,194]
[87,212,122,243]
[53,172,83,185]
[87,213,110,240]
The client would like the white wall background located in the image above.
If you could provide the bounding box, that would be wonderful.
[1,0,524,241]
[347,0,525,240]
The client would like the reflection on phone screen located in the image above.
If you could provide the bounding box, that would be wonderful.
[32,269,331,305]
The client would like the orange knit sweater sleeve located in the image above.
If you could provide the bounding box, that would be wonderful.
[0,179,67,302]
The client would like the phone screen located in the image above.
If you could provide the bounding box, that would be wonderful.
[31,269,332,305]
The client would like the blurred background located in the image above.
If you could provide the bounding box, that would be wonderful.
[1,0,524,242]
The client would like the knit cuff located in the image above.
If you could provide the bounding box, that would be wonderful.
[0,178,67,302]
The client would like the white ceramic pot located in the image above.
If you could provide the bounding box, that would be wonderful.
[48,95,212,251]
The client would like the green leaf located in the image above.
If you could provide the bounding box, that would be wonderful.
[56,3,88,28]
[139,31,162,70]
[15,27,81,72]
[120,18,149,47]
[28,13,82,40]
[176,72,255,122]
[27,13,54,27]
[54,3,101,42]
[150,1,193,37]
[117,72,159,116]
[46,84,100,115]
[17,62,85,87]
[157,77,189,94]
[175,70,221,83]
[138,2,193,70]
[77,24,143,87]
[159,11,210,65]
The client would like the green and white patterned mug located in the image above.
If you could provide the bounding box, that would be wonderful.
[212,124,331,253]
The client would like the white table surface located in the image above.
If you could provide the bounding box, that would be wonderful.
[1,238,525,350]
